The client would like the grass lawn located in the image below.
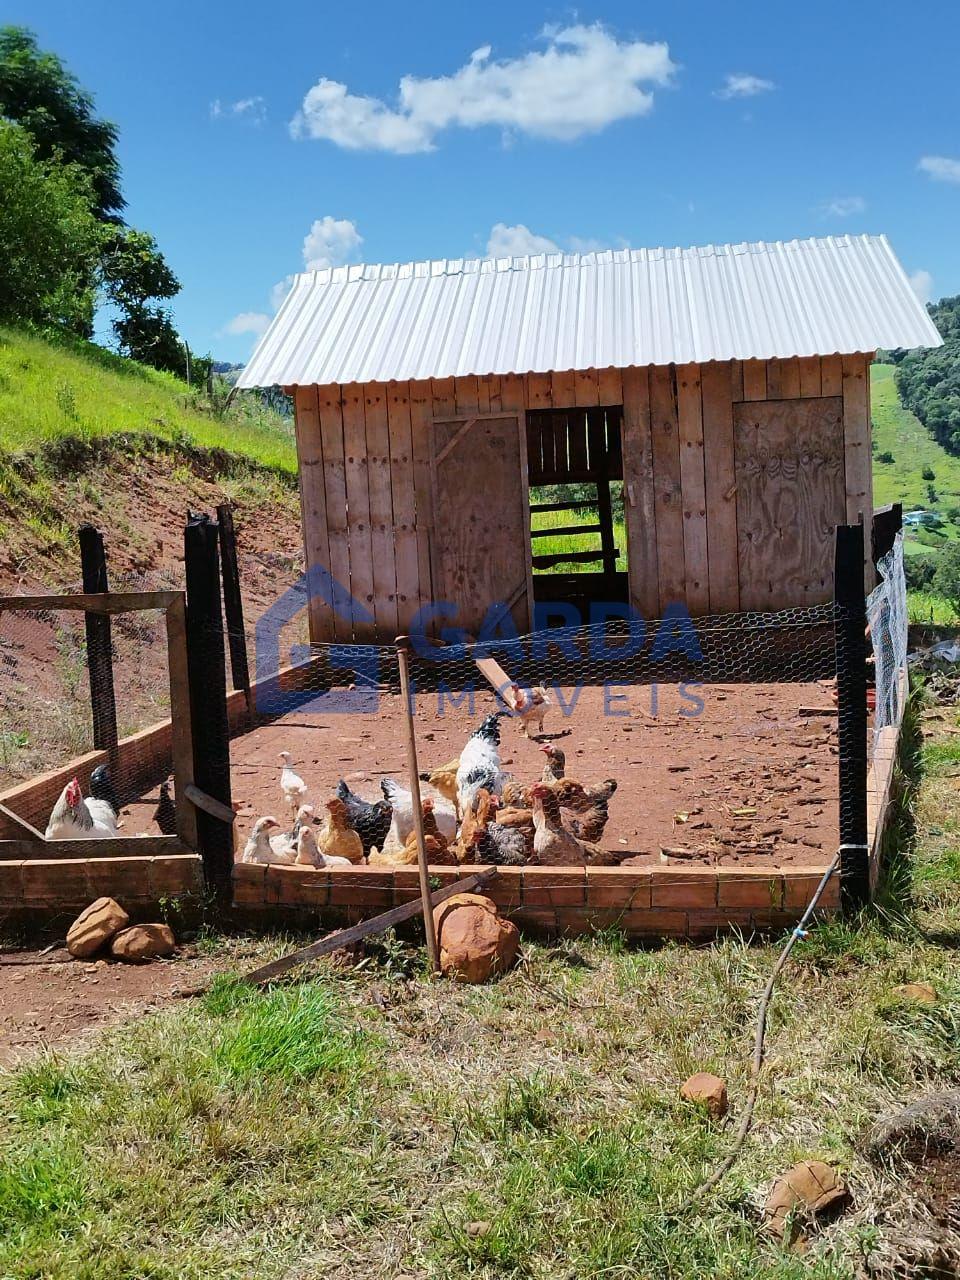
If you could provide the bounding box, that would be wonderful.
[1,698,958,1278]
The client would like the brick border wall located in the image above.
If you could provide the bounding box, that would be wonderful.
[232,862,840,940]
[0,854,202,915]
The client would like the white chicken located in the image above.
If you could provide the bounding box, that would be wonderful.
[380,776,457,844]
[509,682,552,737]
[295,825,353,869]
[278,751,308,812]
[455,712,509,815]
[241,816,295,865]
[269,804,314,859]
[45,777,119,840]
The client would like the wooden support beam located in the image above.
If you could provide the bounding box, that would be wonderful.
[184,784,236,825]
[834,523,870,913]
[78,524,119,754]
[0,591,180,613]
[243,867,500,985]
[0,802,45,841]
[216,504,251,707]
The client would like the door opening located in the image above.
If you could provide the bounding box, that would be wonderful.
[526,404,628,623]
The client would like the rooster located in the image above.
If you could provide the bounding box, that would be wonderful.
[278,751,308,811]
[456,712,509,815]
[45,776,119,840]
[335,780,392,856]
[509,683,552,738]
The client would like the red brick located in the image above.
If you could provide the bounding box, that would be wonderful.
[620,908,689,936]
[514,908,560,934]
[278,867,331,906]
[522,866,586,908]
[783,872,841,910]
[0,860,25,905]
[149,855,201,900]
[686,909,755,939]
[585,868,652,910]
[85,856,154,904]
[651,870,718,910]
[232,876,268,906]
[717,874,784,910]
[482,868,522,911]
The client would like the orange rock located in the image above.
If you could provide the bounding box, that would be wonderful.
[764,1160,849,1237]
[680,1071,728,1117]
[433,893,519,984]
[67,897,129,959]
[110,923,176,962]
[894,982,937,1004]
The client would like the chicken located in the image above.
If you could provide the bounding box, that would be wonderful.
[269,804,315,859]
[540,743,566,783]
[380,777,457,843]
[89,764,120,819]
[152,779,177,835]
[529,783,618,866]
[278,751,308,811]
[241,816,294,865]
[456,787,499,859]
[45,776,119,840]
[455,712,508,814]
[509,682,552,737]
[459,794,528,866]
[567,802,610,844]
[419,758,460,809]
[548,776,618,814]
[493,804,536,858]
[335,780,392,857]
[500,778,530,808]
[317,798,364,864]
[400,799,458,866]
[296,825,353,869]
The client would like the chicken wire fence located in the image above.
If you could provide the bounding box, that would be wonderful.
[867,531,908,749]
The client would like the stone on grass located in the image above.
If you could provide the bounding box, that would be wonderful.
[680,1071,728,1117]
[110,923,176,962]
[67,897,129,959]
[466,1221,492,1238]
[893,982,937,1004]
[433,893,519,984]
[764,1160,849,1237]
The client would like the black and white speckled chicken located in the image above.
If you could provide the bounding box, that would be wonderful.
[456,711,509,814]
[335,779,392,857]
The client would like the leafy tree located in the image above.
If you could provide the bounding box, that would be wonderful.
[0,26,122,220]
[896,296,960,457]
[0,121,105,332]
[932,543,960,617]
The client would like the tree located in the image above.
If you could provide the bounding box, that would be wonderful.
[0,121,105,332]
[932,543,960,617]
[0,26,123,220]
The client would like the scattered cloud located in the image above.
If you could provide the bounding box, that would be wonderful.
[715,73,775,100]
[918,154,960,184]
[819,195,866,218]
[290,23,675,153]
[302,215,363,270]
[270,276,295,312]
[220,311,270,338]
[210,95,266,125]
[909,269,934,305]
[486,222,560,256]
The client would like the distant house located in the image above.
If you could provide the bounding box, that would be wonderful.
[904,510,943,529]
[239,234,941,643]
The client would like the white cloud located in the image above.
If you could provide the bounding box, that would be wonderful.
[270,276,295,312]
[909,269,934,305]
[210,95,266,124]
[290,23,675,153]
[302,215,363,270]
[716,73,775,100]
[819,195,866,218]
[221,311,270,337]
[486,223,560,256]
[918,155,960,184]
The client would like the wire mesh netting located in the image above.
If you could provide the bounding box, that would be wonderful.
[867,532,909,746]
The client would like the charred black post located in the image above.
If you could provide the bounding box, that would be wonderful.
[184,512,233,905]
[871,502,903,569]
[78,523,118,754]
[834,523,870,913]
[216,503,251,710]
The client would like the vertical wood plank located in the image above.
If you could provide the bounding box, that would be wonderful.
[701,362,740,614]
[574,368,601,406]
[340,383,376,642]
[550,369,575,409]
[766,358,784,400]
[409,380,435,629]
[621,367,658,618]
[363,383,399,640]
[598,367,623,406]
[779,358,801,399]
[676,364,710,614]
[454,375,480,415]
[293,387,334,641]
[500,374,525,413]
[431,377,456,419]
[526,372,553,409]
[842,353,874,589]
[484,375,503,413]
[650,365,685,610]
[730,360,744,402]
[742,360,767,401]
[165,594,198,851]
[798,357,822,398]
[820,355,842,396]
[317,384,352,641]
[387,383,420,634]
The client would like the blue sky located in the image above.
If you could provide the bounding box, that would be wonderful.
[10,1,960,362]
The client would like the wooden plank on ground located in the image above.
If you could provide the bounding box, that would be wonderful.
[243,867,501,984]
[387,383,421,634]
[676,364,709,614]
[842,353,874,590]
[650,365,685,610]
[293,387,333,642]
[317,384,352,641]
[363,383,399,641]
[701,362,740,614]
[621,366,658,618]
[340,383,376,642]
[0,591,179,614]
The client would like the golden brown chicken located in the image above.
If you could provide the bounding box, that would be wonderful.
[500,779,530,808]
[456,787,498,861]
[401,798,458,865]
[318,797,363,864]
[419,757,460,809]
[548,776,618,814]
[492,804,536,857]
[539,743,566,782]
[529,783,618,866]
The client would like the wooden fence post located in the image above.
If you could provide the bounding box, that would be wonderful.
[871,502,903,568]
[216,503,251,713]
[184,512,234,906]
[78,524,118,755]
[834,523,870,913]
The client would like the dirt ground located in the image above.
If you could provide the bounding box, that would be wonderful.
[0,947,219,1067]
[119,678,840,868]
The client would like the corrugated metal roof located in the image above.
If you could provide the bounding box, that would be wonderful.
[237,234,942,388]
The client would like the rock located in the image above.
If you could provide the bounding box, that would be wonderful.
[110,923,176,962]
[893,982,937,1004]
[466,1220,492,1238]
[680,1072,728,1117]
[764,1160,849,1237]
[433,893,519,984]
[67,897,129,959]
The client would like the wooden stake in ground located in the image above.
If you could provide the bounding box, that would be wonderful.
[395,636,440,972]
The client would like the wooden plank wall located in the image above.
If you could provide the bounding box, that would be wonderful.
[290,355,872,639]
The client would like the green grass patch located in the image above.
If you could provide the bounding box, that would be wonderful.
[530,500,627,573]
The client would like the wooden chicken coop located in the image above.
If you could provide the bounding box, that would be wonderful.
[238,234,941,643]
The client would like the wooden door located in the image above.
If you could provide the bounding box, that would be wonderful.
[734,397,845,611]
[430,414,533,636]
